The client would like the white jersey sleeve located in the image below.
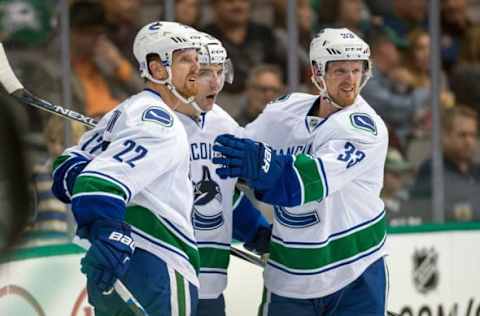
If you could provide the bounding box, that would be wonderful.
[81,117,182,200]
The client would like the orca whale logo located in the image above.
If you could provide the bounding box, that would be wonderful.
[192,166,224,230]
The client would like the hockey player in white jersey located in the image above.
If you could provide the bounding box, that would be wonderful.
[51,21,202,315]
[175,31,271,316]
[212,28,389,315]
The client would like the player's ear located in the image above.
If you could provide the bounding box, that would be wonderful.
[149,60,168,81]
[147,55,168,81]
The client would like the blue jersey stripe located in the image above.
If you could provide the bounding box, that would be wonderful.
[197,241,230,247]
[161,216,197,246]
[272,209,385,246]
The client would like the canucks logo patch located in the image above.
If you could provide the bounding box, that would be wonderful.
[350,113,377,135]
[142,107,173,127]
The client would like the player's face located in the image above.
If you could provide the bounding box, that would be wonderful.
[443,116,478,164]
[324,60,364,107]
[171,48,200,99]
[195,63,225,111]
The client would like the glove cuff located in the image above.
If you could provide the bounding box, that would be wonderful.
[79,219,132,244]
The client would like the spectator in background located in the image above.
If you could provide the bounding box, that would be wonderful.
[203,0,281,94]
[402,29,456,165]
[441,0,479,73]
[0,0,53,47]
[0,0,58,155]
[23,116,87,246]
[70,0,142,119]
[363,0,393,17]
[382,0,427,44]
[410,106,480,222]
[175,0,201,28]
[362,29,429,147]
[381,148,418,226]
[236,64,284,126]
[403,29,455,136]
[315,0,374,39]
[100,0,143,66]
[450,63,480,115]
[450,27,480,114]
[271,0,313,84]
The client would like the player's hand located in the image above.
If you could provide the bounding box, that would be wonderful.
[212,134,286,191]
[244,226,272,255]
[80,219,135,293]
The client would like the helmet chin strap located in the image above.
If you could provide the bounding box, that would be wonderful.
[311,75,344,110]
[311,73,372,111]
[146,67,203,114]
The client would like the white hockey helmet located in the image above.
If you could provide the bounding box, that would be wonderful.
[133,21,202,106]
[185,31,234,84]
[309,28,372,99]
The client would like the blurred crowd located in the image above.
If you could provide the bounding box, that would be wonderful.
[1,0,479,246]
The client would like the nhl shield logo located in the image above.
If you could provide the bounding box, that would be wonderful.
[412,247,439,294]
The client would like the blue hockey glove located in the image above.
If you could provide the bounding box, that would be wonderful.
[80,219,135,293]
[212,134,287,191]
[244,225,272,255]
[52,156,89,203]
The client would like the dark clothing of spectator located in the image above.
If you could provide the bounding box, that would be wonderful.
[362,68,429,144]
[411,158,480,222]
[382,14,427,45]
[22,159,71,246]
[450,64,480,114]
[106,22,138,66]
[203,22,281,93]
[385,190,424,227]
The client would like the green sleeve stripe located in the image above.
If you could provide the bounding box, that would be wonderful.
[232,189,244,210]
[293,154,326,203]
[51,155,71,173]
[73,175,127,200]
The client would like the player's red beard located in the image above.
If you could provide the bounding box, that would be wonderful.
[330,83,360,107]
[177,74,199,98]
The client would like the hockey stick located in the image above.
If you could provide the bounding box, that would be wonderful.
[0,44,97,127]
[230,246,265,268]
[0,43,149,315]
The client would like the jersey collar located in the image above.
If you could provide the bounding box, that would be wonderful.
[305,96,327,133]
[143,88,163,99]
[305,96,350,133]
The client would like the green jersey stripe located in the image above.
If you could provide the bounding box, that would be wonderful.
[52,154,70,173]
[175,272,186,316]
[73,175,127,200]
[291,157,305,205]
[293,154,325,203]
[269,215,386,270]
[125,205,200,273]
[232,189,243,209]
[198,247,230,269]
